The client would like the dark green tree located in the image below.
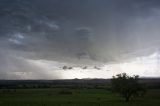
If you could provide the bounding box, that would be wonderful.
[68,67,73,69]
[62,66,67,70]
[111,73,146,102]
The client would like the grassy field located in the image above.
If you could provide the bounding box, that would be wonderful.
[0,88,159,106]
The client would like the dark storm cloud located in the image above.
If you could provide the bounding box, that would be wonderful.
[1,0,160,78]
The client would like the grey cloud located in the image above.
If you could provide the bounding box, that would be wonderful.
[1,0,160,79]
[1,0,160,62]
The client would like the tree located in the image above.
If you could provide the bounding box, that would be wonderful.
[82,66,87,69]
[68,67,73,69]
[111,73,146,102]
[62,66,67,70]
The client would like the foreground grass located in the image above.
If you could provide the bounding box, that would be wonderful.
[0,88,159,106]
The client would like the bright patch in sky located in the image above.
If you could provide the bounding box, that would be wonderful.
[119,52,160,77]
[25,52,160,79]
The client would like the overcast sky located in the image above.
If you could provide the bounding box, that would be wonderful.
[0,0,160,79]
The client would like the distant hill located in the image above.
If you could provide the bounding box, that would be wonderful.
[0,78,159,89]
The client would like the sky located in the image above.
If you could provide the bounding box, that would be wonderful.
[0,0,160,79]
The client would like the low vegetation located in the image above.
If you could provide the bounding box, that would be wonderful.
[0,76,159,106]
[0,88,160,106]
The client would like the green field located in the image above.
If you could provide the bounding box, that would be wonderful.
[0,88,160,106]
